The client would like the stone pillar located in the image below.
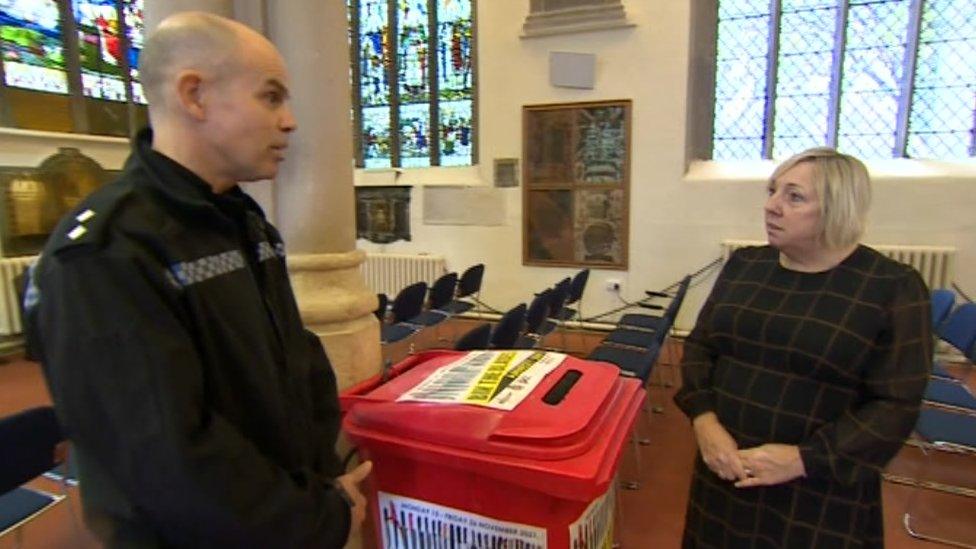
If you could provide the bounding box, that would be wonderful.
[263,1,381,391]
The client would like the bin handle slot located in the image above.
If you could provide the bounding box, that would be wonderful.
[542,369,582,406]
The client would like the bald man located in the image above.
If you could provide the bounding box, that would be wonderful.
[25,12,370,548]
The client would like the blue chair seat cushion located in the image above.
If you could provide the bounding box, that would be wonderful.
[0,487,60,532]
[410,310,450,327]
[930,361,958,380]
[552,307,576,321]
[381,323,418,344]
[587,344,659,383]
[513,334,538,349]
[441,300,474,315]
[924,378,976,410]
[604,328,659,349]
[532,320,557,338]
[619,313,666,332]
[915,408,976,448]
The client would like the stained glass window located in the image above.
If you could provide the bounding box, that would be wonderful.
[349,0,477,168]
[123,0,145,104]
[437,0,473,166]
[712,0,976,160]
[0,0,147,134]
[0,0,68,94]
[74,0,126,101]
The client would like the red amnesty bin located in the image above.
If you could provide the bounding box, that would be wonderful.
[340,349,644,548]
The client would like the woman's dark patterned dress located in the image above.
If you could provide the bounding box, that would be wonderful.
[674,245,932,548]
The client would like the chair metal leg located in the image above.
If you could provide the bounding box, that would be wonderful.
[621,433,642,490]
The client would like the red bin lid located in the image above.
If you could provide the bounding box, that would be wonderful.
[342,350,634,461]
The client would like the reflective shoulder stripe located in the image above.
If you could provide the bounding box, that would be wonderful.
[166,250,246,288]
[23,262,40,311]
[256,241,286,263]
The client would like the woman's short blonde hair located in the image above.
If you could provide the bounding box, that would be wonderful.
[770,147,872,249]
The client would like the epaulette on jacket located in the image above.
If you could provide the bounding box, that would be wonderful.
[46,181,131,255]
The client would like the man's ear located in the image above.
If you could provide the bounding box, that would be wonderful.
[173,70,207,121]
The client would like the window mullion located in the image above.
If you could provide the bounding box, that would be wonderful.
[762,0,782,159]
[0,38,9,125]
[826,0,849,148]
[114,0,136,136]
[387,0,401,168]
[60,0,89,133]
[894,0,924,157]
[350,1,365,168]
[470,0,479,165]
[428,0,441,166]
[970,96,976,157]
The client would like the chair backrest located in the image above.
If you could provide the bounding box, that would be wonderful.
[0,407,63,494]
[373,293,389,322]
[665,275,692,320]
[391,282,428,323]
[457,264,485,298]
[428,272,459,310]
[566,269,590,306]
[454,323,492,351]
[930,289,955,329]
[547,278,571,318]
[937,302,976,354]
[490,303,527,349]
[525,289,552,334]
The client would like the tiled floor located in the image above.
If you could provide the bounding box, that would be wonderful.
[2,321,973,548]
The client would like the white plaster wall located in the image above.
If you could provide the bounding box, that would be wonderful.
[355,0,976,330]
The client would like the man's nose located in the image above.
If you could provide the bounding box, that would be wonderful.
[280,105,297,132]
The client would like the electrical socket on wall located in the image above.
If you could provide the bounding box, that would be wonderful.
[606,279,621,292]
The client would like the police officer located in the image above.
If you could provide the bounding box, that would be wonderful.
[25,12,370,548]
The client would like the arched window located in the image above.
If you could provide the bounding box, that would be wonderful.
[705,0,975,160]
[348,0,477,169]
[0,0,147,137]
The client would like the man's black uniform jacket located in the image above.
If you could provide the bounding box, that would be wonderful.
[25,129,351,548]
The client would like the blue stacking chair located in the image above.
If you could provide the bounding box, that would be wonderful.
[930,289,955,330]
[931,302,976,381]
[903,407,976,547]
[0,407,67,544]
[937,302,976,355]
[543,278,572,351]
[410,272,459,329]
[441,264,485,315]
[380,282,428,344]
[489,303,527,349]
[454,323,492,351]
[552,269,590,322]
[514,289,557,349]
[923,378,976,413]
[373,293,389,321]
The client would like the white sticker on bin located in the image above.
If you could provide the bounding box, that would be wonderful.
[378,491,547,549]
[569,484,615,549]
[397,350,566,410]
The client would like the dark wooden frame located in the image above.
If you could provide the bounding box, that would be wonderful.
[522,99,631,269]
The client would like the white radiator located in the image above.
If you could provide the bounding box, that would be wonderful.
[721,240,956,290]
[361,253,447,297]
[0,255,38,336]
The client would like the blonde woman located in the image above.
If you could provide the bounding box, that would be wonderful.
[675,148,931,548]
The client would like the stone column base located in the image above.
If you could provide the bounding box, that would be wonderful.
[287,250,381,391]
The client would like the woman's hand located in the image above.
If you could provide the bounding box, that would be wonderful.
[735,444,806,488]
[692,412,748,481]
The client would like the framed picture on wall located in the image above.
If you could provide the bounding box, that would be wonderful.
[522,99,631,269]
